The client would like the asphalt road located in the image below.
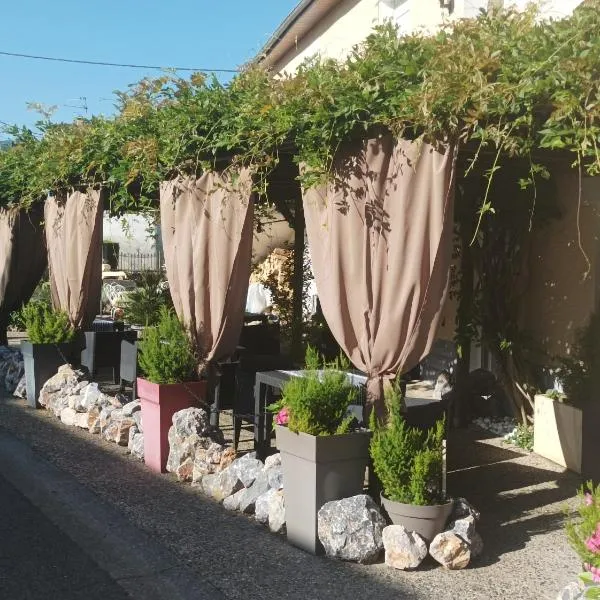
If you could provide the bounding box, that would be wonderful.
[0,473,131,600]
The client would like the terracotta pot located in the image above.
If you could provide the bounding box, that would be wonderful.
[380,494,453,543]
[275,425,371,555]
[137,378,206,473]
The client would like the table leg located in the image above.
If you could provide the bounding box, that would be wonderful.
[254,381,270,459]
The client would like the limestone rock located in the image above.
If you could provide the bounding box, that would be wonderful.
[265,465,283,490]
[449,515,483,559]
[100,406,119,432]
[167,432,201,477]
[172,407,212,439]
[264,453,281,469]
[74,412,89,429]
[206,467,244,502]
[122,400,141,417]
[133,410,143,432]
[87,406,101,434]
[382,525,428,570]
[317,495,386,564]
[176,458,195,482]
[429,531,471,569]
[113,417,136,446]
[128,425,139,450]
[223,488,245,511]
[60,407,77,427]
[48,394,69,417]
[201,473,218,497]
[556,582,584,600]
[80,382,102,412]
[13,375,26,399]
[192,442,229,481]
[130,433,144,461]
[229,453,263,488]
[452,497,480,522]
[255,488,286,533]
[238,471,270,515]
[4,359,24,393]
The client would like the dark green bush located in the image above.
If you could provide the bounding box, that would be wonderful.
[280,346,356,436]
[370,383,445,506]
[21,302,74,344]
[138,307,197,384]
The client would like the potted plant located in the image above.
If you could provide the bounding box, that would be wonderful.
[534,313,600,481]
[137,307,206,473]
[20,302,77,408]
[273,346,371,555]
[564,481,600,598]
[370,381,452,543]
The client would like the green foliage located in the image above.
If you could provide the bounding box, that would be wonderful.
[369,383,445,505]
[2,4,600,212]
[8,280,52,331]
[556,311,600,405]
[279,346,356,436]
[122,274,172,327]
[137,307,198,384]
[21,302,74,344]
[566,481,600,595]
[504,423,534,452]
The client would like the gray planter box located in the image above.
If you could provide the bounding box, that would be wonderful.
[275,425,371,554]
[21,341,78,409]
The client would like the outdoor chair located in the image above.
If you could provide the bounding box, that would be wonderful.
[119,339,139,401]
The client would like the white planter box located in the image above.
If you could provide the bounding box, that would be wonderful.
[533,394,582,473]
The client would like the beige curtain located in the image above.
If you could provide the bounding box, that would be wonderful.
[0,205,47,345]
[44,189,103,330]
[303,135,457,416]
[160,170,254,364]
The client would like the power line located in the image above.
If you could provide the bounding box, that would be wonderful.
[0,50,238,73]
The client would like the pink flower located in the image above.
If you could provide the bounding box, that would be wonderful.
[585,525,600,554]
[275,407,289,426]
[585,493,594,506]
[591,565,600,583]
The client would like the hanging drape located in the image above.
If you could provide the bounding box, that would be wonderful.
[44,189,103,330]
[160,170,254,364]
[0,205,47,345]
[303,135,457,416]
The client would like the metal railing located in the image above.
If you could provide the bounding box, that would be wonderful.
[118,251,162,273]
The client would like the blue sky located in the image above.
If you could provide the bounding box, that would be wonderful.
[0,1,298,136]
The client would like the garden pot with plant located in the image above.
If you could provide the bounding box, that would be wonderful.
[273,347,371,555]
[370,382,452,543]
[137,307,206,473]
[534,313,600,481]
[20,303,78,408]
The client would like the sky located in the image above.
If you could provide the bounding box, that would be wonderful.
[0,1,299,136]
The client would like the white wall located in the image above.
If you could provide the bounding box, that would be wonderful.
[275,0,584,74]
[102,213,158,255]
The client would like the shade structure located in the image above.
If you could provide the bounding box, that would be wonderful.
[303,135,457,416]
[44,189,103,330]
[0,205,47,345]
[160,170,254,365]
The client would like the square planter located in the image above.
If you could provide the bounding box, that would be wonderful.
[137,378,207,473]
[533,394,582,473]
[275,425,371,555]
[21,341,79,409]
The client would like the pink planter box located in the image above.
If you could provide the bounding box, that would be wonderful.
[137,378,207,473]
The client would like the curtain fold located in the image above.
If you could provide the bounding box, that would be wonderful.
[160,170,254,365]
[0,205,47,345]
[303,135,457,416]
[44,189,103,330]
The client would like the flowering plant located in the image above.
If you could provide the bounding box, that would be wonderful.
[566,481,600,598]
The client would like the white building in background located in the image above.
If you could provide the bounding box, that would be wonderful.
[259,0,584,74]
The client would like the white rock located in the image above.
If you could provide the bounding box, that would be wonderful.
[60,407,77,427]
[429,531,471,570]
[382,525,428,570]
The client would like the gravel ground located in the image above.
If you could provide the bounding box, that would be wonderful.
[0,391,583,600]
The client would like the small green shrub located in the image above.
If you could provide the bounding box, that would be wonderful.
[504,423,534,451]
[138,307,197,384]
[21,303,75,344]
[279,346,357,436]
[370,382,445,506]
[122,283,171,327]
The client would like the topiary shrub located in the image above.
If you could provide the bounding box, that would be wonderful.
[370,382,445,506]
[278,346,357,436]
[21,302,75,344]
[138,307,198,384]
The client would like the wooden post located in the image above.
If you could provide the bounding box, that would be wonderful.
[291,195,305,362]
